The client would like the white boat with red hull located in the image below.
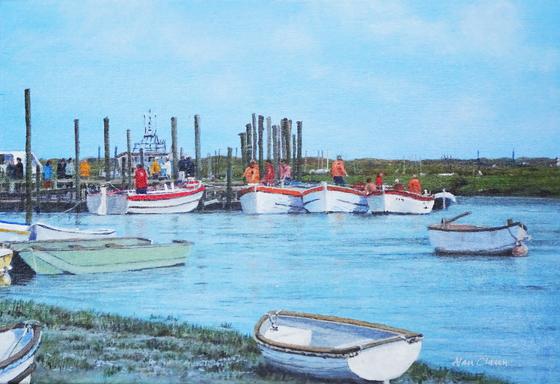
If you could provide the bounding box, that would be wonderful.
[239,185,305,214]
[367,189,434,214]
[302,182,368,213]
[127,181,205,214]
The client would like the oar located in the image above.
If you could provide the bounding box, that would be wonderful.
[443,211,471,224]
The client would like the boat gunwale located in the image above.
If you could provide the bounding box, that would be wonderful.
[0,322,41,371]
[367,189,435,202]
[239,185,304,197]
[5,236,153,248]
[10,239,193,253]
[253,311,422,357]
[127,185,205,201]
[428,222,525,233]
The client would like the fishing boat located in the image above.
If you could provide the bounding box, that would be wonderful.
[0,220,30,242]
[86,185,129,215]
[367,189,434,214]
[428,212,530,256]
[0,248,13,286]
[28,223,115,241]
[254,311,422,383]
[302,182,368,213]
[0,322,42,384]
[432,190,457,210]
[7,237,192,275]
[239,185,305,214]
[126,181,205,214]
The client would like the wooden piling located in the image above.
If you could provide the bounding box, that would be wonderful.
[226,147,233,210]
[126,129,132,187]
[266,116,272,161]
[24,89,33,224]
[103,117,110,181]
[171,117,178,180]
[272,125,279,179]
[239,132,247,165]
[292,134,296,176]
[296,121,303,178]
[113,146,118,180]
[194,114,201,179]
[139,148,144,166]
[121,157,126,186]
[35,164,41,213]
[251,113,257,160]
[74,119,81,202]
[245,123,253,162]
[258,115,264,175]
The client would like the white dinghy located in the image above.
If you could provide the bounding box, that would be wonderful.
[433,189,457,210]
[0,322,42,384]
[29,223,116,241]
[302,182,368,213]
[367,189,434,214]
[428,212,530,256]
[239,185,305,214]
[254,311,422,383]
[0,220,30,242]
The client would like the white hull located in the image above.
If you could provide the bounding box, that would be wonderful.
[86,187,128,215]
[0,221,30,242]
[240,186,305,214]
[302,183,368,213]
[29,223,115,241]
[0,323,41,384]
[127,185,204,214]
[428,223,529,255]
[367,190,434,214]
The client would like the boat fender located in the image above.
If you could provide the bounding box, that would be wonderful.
[512,244,528,257]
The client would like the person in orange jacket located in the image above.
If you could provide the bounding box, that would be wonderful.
[408,174,422,194]
[331,155,348,186]
[263,160,275,185]
[79,160,90,178]
[243,160,260,184]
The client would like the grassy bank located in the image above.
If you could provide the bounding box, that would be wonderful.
[0,299,509,383]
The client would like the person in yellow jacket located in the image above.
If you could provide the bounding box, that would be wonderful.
[150,158,161,179]
[243,160,260,184]
[79,160,90,178]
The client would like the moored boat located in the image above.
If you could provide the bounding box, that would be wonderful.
[302,182,368,213]
[29,223,115,241]
[239,185,305,214]
[254,310,423,383]
[0,322,42,384]
[0,220,30,242]
[0,248,13,286]
[126,181,205,214]
[367,189,434,214]
[7,237,192,275]
[433,190,457,210]
[86,185,129,215]
[428,212,530,256]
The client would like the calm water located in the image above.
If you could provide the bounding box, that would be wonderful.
[1,197,559,383]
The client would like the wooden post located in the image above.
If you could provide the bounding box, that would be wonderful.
[296,121,303,178]
[171,116,178,180]
[180,147,184,159]
[103,117,110,181]
[272,125,279,179]
[292,134,296,176]
[194,114,201,179]
[245,123,253,162]
[239,132,247,165]
[74,119,81,202]
[139,148,144,167]
[266,117,272,161]
[126,129,132,188]
[34,164,41,213]
[24,89,33,224]
[258,115,264,175]
[287,120,292,166]
[207,153,212,179]
[281,118,290,162]
[113,146,118,179]
[251,113,257,161]
[121,157,126,186]
[226,147,233,210]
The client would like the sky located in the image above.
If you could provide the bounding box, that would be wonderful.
[1,0,559,160]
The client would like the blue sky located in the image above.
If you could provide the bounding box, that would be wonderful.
[1,0,559,159]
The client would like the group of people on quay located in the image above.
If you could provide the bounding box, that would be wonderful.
[241,155,423,195]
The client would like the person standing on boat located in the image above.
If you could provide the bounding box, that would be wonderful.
[150,158,161,179]
[243,160,260,184]
[280,160,292,183]
[408,174,422,194]
[331,155,348,186]
[163,157,172,179]
[135,164,148,194]
[364,178,377,194]
[263,160,275,185]
[375,172,384,190]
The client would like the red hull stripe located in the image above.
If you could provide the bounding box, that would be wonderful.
[301,185,364,196]
[239,186,303,197]
[128,186,205,201]
[367,189,434,202]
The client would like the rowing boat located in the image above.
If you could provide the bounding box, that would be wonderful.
[367,189,434,214]
[254,311,422,383]
[0,220,30,242]
[239,185,305,214]
[0,322,42,384]
[29,223,115,241]
[302,182,368,213]
[7,237,192,274]
[432,190,457,210]
[126,181,205,214]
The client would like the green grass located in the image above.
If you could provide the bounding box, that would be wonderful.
[0,299,511,383]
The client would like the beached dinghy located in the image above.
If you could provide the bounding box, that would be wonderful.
[86,185,129,215]
[432,190,457,210]
[7,237,192,275]
[0,248,13,286]
[0,220,30,242]
[254,311,423,383]
[428,212,530,256]
[302,182,368,213]
[0,322,42,384]
[367,189,434,214]
[29,223,115,241]
[239,185,305,214]
[126,181,205,214]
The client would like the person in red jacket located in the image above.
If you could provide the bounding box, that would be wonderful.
[134,164,148,194]
[375,172,384,190]
[408,174,422,194]
[263,160,275,185]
